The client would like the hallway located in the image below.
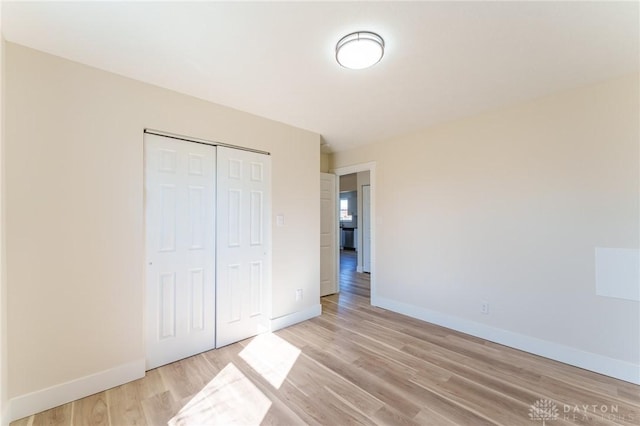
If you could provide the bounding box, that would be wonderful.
[339,250,370,298]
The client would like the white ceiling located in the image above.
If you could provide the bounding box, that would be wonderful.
[3,1,639,152]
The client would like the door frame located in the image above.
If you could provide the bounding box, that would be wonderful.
[331,162,377,306]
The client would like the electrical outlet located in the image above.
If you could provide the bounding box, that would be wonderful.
[295,289,303,302]
[481,302,489,314]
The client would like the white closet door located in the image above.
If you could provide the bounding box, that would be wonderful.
[320,173,337,296]
[216,147,271,347]
[144,134,216,369]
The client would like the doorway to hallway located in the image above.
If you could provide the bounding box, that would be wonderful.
[333,161,376,305]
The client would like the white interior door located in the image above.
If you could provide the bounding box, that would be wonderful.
[144,134,216,370]
[363,184,371,273]
[216,146,271,347]
[320,173,338,296]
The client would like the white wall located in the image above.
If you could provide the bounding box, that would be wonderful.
[332,73,640,383]
[5,42,320,418]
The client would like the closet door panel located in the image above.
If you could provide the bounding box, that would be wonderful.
[144,134,216,369]
[216,147,271,347]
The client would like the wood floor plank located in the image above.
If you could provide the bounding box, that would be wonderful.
[209,339,322,425]
[158,353,218,402]
[106,381,147,426]
[134,368,167,401]
[320,386,380,426]
[300,344,423,417]
[32,404,72,426]
[282,322,362,365]
[314,314,451,377]
[10,417,32,426]
[270,330,387,420]
[140,390,180,426]
[260,402,306,426]
[408,387,498,426]
[72,392,109,426]
[371,405,424,426]
[413,405,468,426]
[323,381,384,421]
[287,348,386,420]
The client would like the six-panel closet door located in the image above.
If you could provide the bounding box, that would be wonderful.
[216,146,271,348]
[144,134,217,370]
[144,133,271,370]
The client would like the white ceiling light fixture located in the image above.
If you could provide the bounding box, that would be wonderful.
[336,31,385,70]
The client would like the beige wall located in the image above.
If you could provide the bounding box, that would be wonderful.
[339,173,357,192]
[320,152,329,173]
[332,74,640,379]
[5,42,320,400]
[0,19,7,426]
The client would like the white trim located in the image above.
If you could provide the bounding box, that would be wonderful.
[9,359,145,422]
[332,162,376,177]
[332,162,377,306]
[270,304,322,332]
[376,296,640,385]
[356,266,363,273]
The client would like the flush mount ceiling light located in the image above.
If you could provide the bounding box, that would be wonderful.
[335,31,385,70]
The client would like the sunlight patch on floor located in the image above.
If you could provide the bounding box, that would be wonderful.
[239,332,301,389]
[169,363,271,426]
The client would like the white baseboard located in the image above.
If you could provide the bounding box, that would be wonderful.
[356,266,363,273]
[270,304,322,332]
[9,359,145,422]
[376,296,640,385]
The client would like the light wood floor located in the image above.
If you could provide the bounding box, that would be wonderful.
[339,249,370,298]
[12,252,640,425]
